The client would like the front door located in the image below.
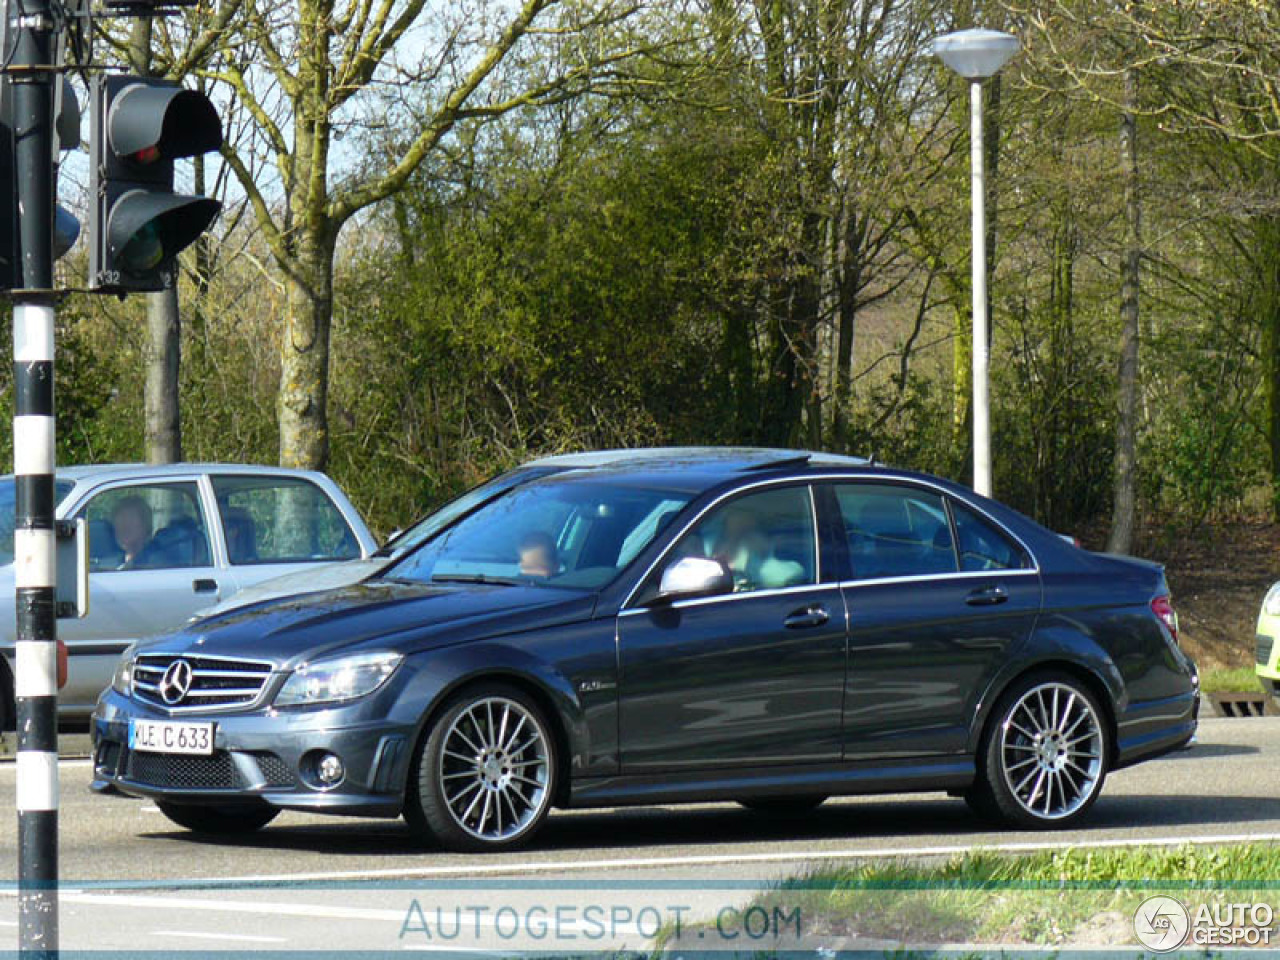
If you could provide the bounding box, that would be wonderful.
[60,479,220,710]
[617,484,846,772]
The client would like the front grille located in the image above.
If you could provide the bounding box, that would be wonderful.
[1258,634,1275,666]
[125,750,240,789]
[132,653,274,712]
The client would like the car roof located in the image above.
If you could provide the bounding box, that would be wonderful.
[517,447,875,495]
[527,447,870,472]
[1,463,331,484]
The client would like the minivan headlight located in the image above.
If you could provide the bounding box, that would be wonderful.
[111,645,138,695]
[275,651,403,707]
[1265,583,1280,618]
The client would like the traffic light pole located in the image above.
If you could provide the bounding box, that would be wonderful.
[9,0,60,952]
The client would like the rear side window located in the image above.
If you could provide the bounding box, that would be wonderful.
[212,476,360,564]
[834,484,956,580]
[952,502,1029,571]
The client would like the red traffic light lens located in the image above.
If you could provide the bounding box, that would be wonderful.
[132,145,161,165]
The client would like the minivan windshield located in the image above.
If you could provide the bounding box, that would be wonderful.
[0,478,76,567]
[382,478,692,590]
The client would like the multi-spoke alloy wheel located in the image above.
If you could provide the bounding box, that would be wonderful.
[967,673,1109,829]
[406,685,557,852]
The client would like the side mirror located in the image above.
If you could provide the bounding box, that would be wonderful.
[653,556,732,604]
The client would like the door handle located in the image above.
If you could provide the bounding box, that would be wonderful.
[192,579,219,594]
[965,585,1009,606]
[784,604,829,629]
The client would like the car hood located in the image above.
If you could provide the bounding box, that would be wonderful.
[194,558,390,619]
[139,579,598,668]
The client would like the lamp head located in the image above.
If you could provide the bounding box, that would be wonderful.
[933,28,1020,79]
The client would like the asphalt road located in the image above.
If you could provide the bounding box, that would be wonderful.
[0,716,1273,953]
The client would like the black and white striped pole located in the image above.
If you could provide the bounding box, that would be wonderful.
[9,0,61,950]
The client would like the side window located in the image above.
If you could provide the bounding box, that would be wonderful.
[79,482,210,571]
[212,476,361,565]
[952,502,1028,571]
[834,484,957,580]
[671,486,816,594]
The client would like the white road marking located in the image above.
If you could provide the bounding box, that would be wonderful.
[0,920,17,927]
[0,759,93,771]
[69,830,1280,888]
[152,930,288,944]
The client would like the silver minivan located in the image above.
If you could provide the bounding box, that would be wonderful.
[0,463,377,720]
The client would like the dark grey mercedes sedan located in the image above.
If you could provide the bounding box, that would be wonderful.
[91,447,1198,851]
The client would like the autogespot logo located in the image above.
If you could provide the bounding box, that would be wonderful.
[1134,896,1190,952]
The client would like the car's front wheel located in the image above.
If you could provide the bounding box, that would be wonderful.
[967,673,1109,829]
[155,802,280,835]
[405,684,557,853]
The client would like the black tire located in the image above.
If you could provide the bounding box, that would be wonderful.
[405,683,558,853]
[738,795,827,815]
[155,801,280,835]
[967,671,1109,829]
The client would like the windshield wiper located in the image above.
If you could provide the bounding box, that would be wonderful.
[430,573,523,587]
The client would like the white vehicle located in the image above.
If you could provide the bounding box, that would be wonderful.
[0,463,377,721]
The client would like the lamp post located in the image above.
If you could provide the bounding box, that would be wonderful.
[933,28,1019,498]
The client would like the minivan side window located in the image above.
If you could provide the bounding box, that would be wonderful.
[79,482,210,571]
[834,484,956,580]
[211,476,360,564]
[952,502,1029,571]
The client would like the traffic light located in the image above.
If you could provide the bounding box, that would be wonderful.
[0,76,82,289]
[88,74,222,292]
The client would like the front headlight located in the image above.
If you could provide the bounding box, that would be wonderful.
[111,645,137,695]
[1265,583,1280,618]
[275,651,403,707]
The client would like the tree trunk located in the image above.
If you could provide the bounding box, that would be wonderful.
[1259,220,1280,520]
[130,18,183,465]
[144,286,182,463]
[1107,69,1140,554]
[278,232,336,470]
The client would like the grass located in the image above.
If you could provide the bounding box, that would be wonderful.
[657,844,1280,952]
[1199,666,1264,693]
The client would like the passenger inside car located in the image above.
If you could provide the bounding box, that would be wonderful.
[517,530,559,578]
[111,496,153,569]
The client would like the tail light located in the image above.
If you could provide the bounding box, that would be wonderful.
[1152,595,1179,644]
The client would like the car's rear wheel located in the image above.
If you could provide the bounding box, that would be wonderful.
[967,673,1108,829]
[155,802,280,835]
[738,795,827,815]
[405,684,557,853]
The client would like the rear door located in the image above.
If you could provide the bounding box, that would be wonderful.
[210,474,365,596]
[827,481,1041,760]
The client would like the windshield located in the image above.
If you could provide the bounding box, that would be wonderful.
[0,478,76,567]
[376,467,558,557]
[383,478,692,590]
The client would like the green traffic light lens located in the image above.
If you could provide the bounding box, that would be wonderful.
[120,222,164,272]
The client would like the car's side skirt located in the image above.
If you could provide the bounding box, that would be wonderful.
[566,756,974,808]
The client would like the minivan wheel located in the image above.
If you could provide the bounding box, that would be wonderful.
[155,802,280,835]
[406,684,557,853]
[738,795,827,815]
[968,673,1109,829]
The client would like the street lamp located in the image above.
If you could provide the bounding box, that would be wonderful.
[933,27,1019,497]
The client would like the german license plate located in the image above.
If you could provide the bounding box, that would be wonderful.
[128,719,215,755]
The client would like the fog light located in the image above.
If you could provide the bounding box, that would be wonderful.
[317,753,345,786]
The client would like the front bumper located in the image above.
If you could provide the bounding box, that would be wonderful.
[1256,615,1280,684]
[91,688,416,817]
